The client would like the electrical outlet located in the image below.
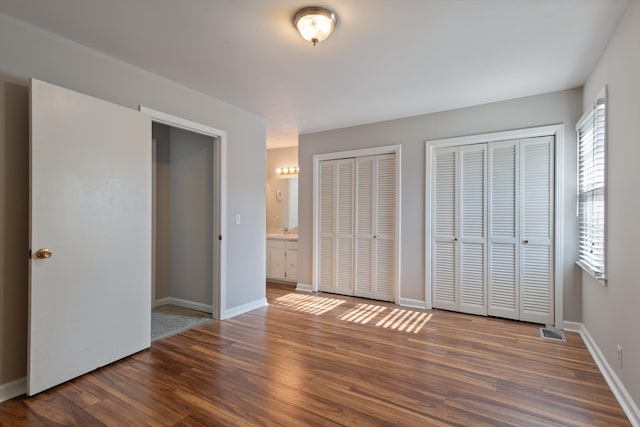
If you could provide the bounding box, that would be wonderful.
[617,345,623,367]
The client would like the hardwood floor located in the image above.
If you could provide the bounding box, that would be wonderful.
[0,283,630,426]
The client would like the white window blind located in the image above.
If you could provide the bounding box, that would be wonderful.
[576,88,606,279]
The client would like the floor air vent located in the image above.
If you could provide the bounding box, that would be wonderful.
[540,326,566,342]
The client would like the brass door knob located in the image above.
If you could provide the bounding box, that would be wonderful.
[35,248,53,259]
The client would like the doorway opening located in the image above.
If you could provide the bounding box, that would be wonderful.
[142,107,227,341]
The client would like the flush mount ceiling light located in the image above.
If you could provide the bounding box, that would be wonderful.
[294,6,337,46]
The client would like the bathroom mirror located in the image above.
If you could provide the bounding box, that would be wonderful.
[266,177,298,232]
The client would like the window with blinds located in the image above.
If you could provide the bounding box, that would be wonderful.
[576,87,607,280]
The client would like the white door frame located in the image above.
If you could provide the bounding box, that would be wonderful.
[425,124,565,327]
[140,106,227,320]
[310,145,402,302]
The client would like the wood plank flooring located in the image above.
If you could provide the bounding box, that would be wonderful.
[0,283,630,426]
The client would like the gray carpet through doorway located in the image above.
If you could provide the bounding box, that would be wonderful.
[151,304,213,341]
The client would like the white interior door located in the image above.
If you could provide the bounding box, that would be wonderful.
[29,79,152,395]
[318,160,336,293]
[354,156,375,298]
[488,140,520,320]
[519,136,554,324]
[372,154,396,302]
[458,145,487,315]
[432,147,458,311]
[335,159,355,295]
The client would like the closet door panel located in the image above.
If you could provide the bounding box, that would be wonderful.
[488,141,519,320]
[434,241,456,308]
[520,137,554,324]
[354,156,375,298]
[375,239,395,301]
[459,145,487,315]
[489,243,517,318]
[318,161,336,293]
[460,242,485,314]
[354,239,373,297]
[336,239,354,294]
[336,159,355,295]
[374,154,396,301]
[432,147,458,310]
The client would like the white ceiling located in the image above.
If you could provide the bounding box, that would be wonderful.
[0,0,630,148]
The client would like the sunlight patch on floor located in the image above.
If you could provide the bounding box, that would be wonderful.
[339,304,433,333]
[273,293,345,314]
[338,303,386,324]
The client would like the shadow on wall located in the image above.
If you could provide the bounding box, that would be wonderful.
[0,78,29,384]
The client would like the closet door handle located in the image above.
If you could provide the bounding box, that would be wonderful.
[523,239,529,244]
[453,237,458,242]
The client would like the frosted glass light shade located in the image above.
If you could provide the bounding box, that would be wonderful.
[294,7,337,46]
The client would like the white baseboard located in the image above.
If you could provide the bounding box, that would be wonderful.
[153,297,171,308]
[295,283,313,292]
[221,298,268,320]
[0,377,26,403]
[566,322,640,426]
[399,297,427,309]
[561,320,582,333]
[156,297,213,314]
[267,279,297,286]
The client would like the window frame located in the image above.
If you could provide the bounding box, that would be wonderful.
[576,86,607,283]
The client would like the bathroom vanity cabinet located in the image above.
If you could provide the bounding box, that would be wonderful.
[266,237,298,283]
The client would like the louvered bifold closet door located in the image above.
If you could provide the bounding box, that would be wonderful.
[335,159,355,295]
[487,140,519,320]
[519,137,554,324]
[318,160,336,293]
[458,145,487,315]
[373,154,396,301]
[354,156,375,298]
[432,147,458,311]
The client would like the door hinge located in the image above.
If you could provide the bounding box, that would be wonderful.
[219,235,222,241]
[28,249,32,259]
[284,272,287,278]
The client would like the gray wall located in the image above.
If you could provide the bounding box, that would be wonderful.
[582,1,640,410]
[0,11,266,387]
[299,88,582,320]
[0,75,29,387]
[153,124,215,307]
[168,127,214,306]
[153,122,171,301]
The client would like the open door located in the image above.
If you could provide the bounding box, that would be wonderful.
[28,79,152,395]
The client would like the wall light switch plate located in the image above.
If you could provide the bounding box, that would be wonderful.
[235,214,241,225]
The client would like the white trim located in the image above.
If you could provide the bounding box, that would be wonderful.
[161,297,213,314]
[313,145,402,162]
[425,124,565,327]
[569,323,640,426]
[312,144,402,303]
[221,298,268,319]
[425,125,565,148]
[399,298,427,309]
[295,283,314,292]
[0,377,26,403]
[140,106,227,321]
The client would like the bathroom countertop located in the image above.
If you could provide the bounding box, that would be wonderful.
[266,233,298,241]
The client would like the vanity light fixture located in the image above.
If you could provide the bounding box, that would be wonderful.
[276,166,299,175]
[294,6,337,46]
